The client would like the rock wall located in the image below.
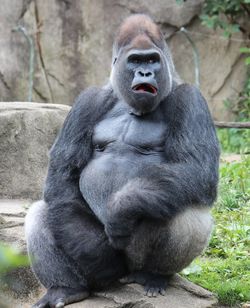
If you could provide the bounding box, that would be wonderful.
[0,0,247,120]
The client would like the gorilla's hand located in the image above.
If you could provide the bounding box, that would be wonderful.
[105,221,132,250]
[105,190,137,249]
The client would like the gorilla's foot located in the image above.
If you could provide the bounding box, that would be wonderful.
[32,286,89,308]
[120,271,168,297]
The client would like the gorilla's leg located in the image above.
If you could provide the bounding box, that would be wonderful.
[122,207,213,296]
[25,201,126,307]
[25,201,89,307]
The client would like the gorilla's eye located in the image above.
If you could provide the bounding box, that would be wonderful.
[135,146,154,155]
[94,144,106,152]
[128,55,141,64]
[148,54,160,64]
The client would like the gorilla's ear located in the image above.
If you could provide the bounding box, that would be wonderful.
[113,57,117,65]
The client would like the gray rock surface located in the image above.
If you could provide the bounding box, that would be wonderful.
[0,200,40,301]
[0,200,218,307]
[0,102,70,199]
[0,0,247,120]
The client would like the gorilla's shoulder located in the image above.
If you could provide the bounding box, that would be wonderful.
[60,85,116,133]
[167,83,208,110]
[73,85,115,112]
[171,83,201,97]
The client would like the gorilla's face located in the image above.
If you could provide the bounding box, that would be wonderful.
[111,46,172,115]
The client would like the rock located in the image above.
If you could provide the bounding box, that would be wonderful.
[0,102,70,200]
[0,199,218,307]
[0,200,40,300]
[0,0,247,120]
[220,154,243,163]
[0,199,29,250]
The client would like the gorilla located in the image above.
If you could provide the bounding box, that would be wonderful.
[25,14,220,307]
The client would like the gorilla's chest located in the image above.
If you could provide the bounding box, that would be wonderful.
[93,102,167,153]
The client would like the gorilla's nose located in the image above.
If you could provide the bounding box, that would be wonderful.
[136,69,154,78]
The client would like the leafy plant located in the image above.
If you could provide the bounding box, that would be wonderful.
[240,47,250,66]
[200,0,250,38]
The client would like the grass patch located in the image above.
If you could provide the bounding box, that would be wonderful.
[217,128,250,154]
[182,156,250,306]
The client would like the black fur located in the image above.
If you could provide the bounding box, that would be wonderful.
[98,84,219,247]
[43,81,219,278]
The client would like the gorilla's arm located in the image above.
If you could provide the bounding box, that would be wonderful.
[105,84,220,247]
[44,86,115,264]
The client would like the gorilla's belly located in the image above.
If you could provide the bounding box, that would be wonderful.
[80,151,163,223]
[80,104,167,223]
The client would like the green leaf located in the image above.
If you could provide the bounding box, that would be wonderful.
[245,57,250,65]
[240,47,250,54]
[182,263,202,275]
[0,244,29,274]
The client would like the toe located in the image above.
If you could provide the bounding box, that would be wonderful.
[147,288,154,297]
[152,288,158,297]
[32,301,48,308]
[144,286,153,297]
[119,274,135,284]
[55,300,65,308]
[144,286,164,297]
[159,288,166,296]
[32,295,49,308]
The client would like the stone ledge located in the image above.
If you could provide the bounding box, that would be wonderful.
[0,102,71,111]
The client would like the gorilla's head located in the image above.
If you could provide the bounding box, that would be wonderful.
[110,14,176,116]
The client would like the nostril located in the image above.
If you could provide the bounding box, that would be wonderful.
[145,72,152,77]
[138,71,144,77]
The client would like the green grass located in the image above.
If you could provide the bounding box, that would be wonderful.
[217,128,250,154]
[182,156,250,306]
[0,245,29,275]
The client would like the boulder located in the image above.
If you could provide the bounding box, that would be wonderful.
[0,199,218,308]
[0,102,70,199]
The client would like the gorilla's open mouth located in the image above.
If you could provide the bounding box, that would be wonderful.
[132,83,157,95]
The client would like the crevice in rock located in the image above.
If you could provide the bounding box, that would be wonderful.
[47,72,65,88]
[0,222,24,229]
[19,0,34,20]
[1,213,25,218]
[119,301,154,308]
[34,0,55,103]
[34,126,45,135]
[112,3,138,14]
[162,15,199,42]
[211,54,244,98]
[33,87,48,102]
[61,0,71,10]
[159,22,178,40]
[0,71,11,91]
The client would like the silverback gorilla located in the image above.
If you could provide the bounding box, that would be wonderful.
[25,14,220,307]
